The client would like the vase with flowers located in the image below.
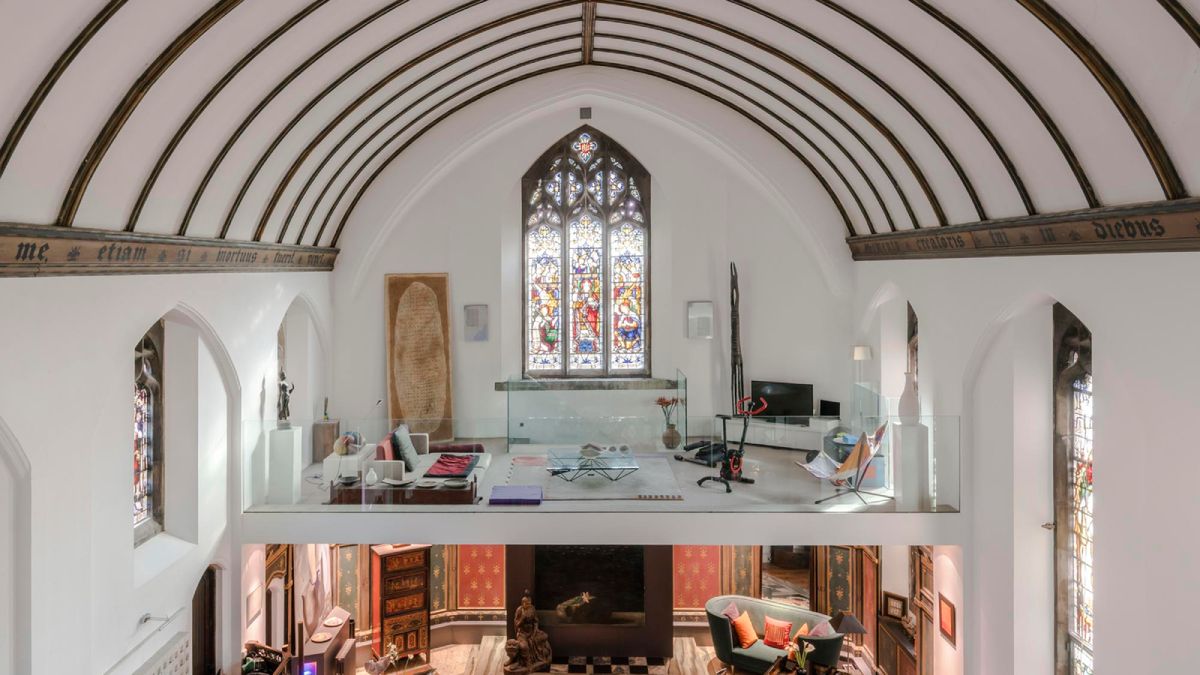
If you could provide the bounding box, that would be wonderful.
[787,640,817,673]
[655,396,682,449]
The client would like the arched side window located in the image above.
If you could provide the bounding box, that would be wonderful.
[134,321,164,546]
[1053,304,1093,675]
[522,126,650,377]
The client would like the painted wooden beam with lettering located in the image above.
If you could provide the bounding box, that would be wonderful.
[848,198,1200,260]
[0,222,337,276]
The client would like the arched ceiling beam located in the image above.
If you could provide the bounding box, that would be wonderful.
[582,1,598,64]
[0,0,128,181]
[809,0,1033,216]
[126,0,332,232]
[1016,0,1187,200]
[907,0,1099,208]
[1157,0,1200,49]
[601,16,918,230]
[171,0,426,235]
[247,12,580,243]
[278,25,581,245]
[595,0,950,227]
[57,0,244,228]
[326,61,860,246]
[597,38,885,232]
[708,0,980,221]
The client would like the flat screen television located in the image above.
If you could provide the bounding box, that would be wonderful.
[750,380,814,423]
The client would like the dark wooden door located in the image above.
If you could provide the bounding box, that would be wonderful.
[192,566,218,675]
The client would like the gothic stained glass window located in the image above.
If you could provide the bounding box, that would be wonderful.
[1069,371,1094,674]
[522,127,649,376]
[133,326,163,544]
[1053,304,1092,675]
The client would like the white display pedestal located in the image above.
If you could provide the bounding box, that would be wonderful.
[893,421,931,511]
[267,427,302,505]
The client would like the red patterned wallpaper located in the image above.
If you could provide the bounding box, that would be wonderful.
[456,544,506,608]
[673,545,721,609]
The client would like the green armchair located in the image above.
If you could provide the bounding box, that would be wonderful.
[704,595,844,673]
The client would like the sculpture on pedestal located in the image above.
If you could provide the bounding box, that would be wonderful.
[277,371,295,427]
[505,590,552,674]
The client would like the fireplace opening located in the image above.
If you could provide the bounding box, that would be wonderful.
[533,545,645,627]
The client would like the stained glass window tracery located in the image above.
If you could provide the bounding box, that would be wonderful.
[134,325,164,545]
[1068,370,1094,674]
[523,127,649,376]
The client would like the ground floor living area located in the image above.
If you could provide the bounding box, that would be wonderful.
[234,544,960,675]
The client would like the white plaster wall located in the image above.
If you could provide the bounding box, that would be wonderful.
[856,252,1200,674]
[0,271,331,674]
[330,75,854,436]
[0,427,15,673]
[241,545,267,645]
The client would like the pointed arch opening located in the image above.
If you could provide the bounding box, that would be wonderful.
[522,126,650,377]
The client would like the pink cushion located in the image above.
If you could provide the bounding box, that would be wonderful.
[375,436,395,461]
[720,600,740,622]
[809,620,834,637]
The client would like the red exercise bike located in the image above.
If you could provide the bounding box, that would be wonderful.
[698,395,767,493]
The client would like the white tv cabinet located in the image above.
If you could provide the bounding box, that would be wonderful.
[740,416,840,451]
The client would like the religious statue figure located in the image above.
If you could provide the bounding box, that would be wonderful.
[277,370,295,426]
[504,590,552,674]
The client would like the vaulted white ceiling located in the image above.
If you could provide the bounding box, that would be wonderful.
[0,0,1196,248]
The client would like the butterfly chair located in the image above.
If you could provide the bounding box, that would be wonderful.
[797,422,891,505]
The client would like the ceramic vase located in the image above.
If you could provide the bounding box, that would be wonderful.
[365,467,379,486]
[662,423,682,449]
[898,371,919,420]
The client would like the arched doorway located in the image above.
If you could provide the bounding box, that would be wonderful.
[192,565,219,675]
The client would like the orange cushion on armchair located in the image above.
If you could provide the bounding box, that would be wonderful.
[731,611,759,648]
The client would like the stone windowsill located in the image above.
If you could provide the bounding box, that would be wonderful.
[494,377,679,392]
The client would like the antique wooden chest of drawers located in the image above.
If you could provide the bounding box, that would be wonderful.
[369,544,432,665]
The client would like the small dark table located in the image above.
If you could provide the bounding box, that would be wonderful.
[328,479,477,505]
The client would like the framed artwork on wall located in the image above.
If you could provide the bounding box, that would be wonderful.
[938,592,956,646]
[883,591,907,620]
[686,301,714,339]
[384,273,454,441]
[464,304,489,342]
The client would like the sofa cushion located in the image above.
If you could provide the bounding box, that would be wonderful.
[763,616,792,649]
[375,435,394,461]
[809,620,834,637]
[720,600,741,623]
[793,622,810,640]
[731,611,759,649]
[391,425,420,472]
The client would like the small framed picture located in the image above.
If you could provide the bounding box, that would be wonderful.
[938,592,957,647]
[687,301,714,339]
[464,304,488,342]
[883,591,907,620]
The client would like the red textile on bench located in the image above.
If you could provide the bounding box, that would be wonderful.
[424,453,480,478]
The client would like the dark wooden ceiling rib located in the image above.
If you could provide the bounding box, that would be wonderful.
[317,63,589,246]
[602,17,914,231]
[812,0,1032,217]
[1016,0,1187,200]
[714,0,977,222]
[1158,0,1200,49]
[598,38,884,233]
[327,61,858,247]
[126,0,331,232]
[173,0,422,236]
[279,26,580,245]
[582,2,598,64]
[908,0,1099,209]
[0,0,128,182]
[249,13,579,244]
[596,1,947,228]
[57,0,245,228]
[220,0,546,239]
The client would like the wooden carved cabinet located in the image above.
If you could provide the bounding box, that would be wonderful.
[370,544,432,664]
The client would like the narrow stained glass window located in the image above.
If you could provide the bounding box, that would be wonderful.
[1069,371,1094,673]
[133,382,154,525]
[133,326,163,545]
[522,128,649,376]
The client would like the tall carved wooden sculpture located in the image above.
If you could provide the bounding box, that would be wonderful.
[730,262,745,414]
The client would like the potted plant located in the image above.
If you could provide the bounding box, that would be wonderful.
[655,396,682,449]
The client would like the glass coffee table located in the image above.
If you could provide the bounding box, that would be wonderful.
[546,448,639,482]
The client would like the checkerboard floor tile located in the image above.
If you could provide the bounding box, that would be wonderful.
[547,656,669,674]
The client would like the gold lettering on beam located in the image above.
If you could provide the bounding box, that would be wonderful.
[848,199,1200,260]
[0,223,336,277]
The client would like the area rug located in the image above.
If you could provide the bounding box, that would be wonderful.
[506,454,684,501]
